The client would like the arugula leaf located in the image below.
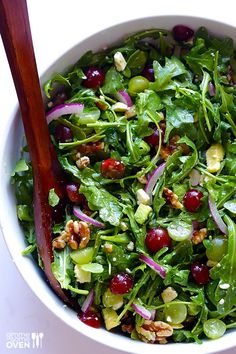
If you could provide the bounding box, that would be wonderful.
[126,50,147,75]
[150,56,187,91]
[44,73,71,99]
[162,240,193,266]
[79,184,123,226]
[106,244,138,271]
[210,215,236,314]
[184,38,215,74]
[17,205,33,221]
[167,136,198,185]
[136,90,162,137]
[52,248,73,289]
[200,71,212,131]
[123,204,146,252]
[11,159,29,176]
[102,67,124,95]
[48,188,60,207]
[165,106,194,142]
[196,27,234,57]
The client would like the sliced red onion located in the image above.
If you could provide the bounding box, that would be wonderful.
[208,82,216,97]
[46,103,84,123]
[189,169,201,186]
[139,254,166,279]
[116,90,133,107]
[81,289,95,313]
[145,163,166,202]
[208,196,228,235]
[73,206,105,228]
[150,309,156,321]
[131,302,152,320]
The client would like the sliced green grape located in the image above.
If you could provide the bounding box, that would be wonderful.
[206,237,228,262]
[102,288,123,310]
[203,319,226,339]
[167,220,192,242]
[80,263,104,273]
[128,76,149,95]
[164,303,187,324]
[70,246,93,264]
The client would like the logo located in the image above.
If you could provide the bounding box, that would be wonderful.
[6,332,44,350]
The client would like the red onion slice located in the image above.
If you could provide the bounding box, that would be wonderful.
[208,82,216,97]
[139,254,166,279]
[209,196,228,235]
[81,289,95,313]
[145,163,166,202]
[150,309,156,320]
[46,103,84,123]
[73,206,105,228]
[131,302,152,320]
[116,90,133,107]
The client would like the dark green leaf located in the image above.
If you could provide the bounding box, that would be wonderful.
[79,184,123,226]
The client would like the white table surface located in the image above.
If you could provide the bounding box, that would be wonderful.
[0,1,236,353]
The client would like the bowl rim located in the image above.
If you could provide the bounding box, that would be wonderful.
[1,14,236,354]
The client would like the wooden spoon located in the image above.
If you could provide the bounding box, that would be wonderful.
[0,0,76,308]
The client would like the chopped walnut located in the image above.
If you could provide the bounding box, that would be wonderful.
[52,238,66,249]
[121,311,135,334]
[136,320,173,344]
[77,141,104,156]
[192,228,207,245]
[160,146,172,160]
[68,234,79,250]
[121,324,134,334]
[76,156,90,169]
[163,187,183,209]
[125,105,136,119]
[78,221,90,249]
[160,135,190,160]
[52,219,90,250]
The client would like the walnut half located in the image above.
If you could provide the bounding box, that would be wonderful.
[163,187,183,209]
[136,320,173,344]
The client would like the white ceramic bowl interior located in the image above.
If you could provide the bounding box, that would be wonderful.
[1,15,236,354]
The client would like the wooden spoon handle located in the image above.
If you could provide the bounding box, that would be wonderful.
[0,0,75,307]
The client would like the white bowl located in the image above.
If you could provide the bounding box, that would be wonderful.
[0,15,236,354]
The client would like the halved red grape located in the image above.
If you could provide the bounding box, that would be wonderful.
[79,309,101,328]
[82,67,105,89]
[191,263,209,285]
[55,124,73,143]
[144,122,165,147]
[101,158,125,179]
[110,273,133,294]
[183,189,203,213]
[141,65,155,82]
[145,227,171,253]
[172,25,194,42]
[66,183,85,204]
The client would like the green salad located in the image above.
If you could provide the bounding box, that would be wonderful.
[13,24,236,344]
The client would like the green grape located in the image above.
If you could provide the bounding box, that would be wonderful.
[164,303,187,324]
[128,76,149,95]
[70,246,93,264]
[203,319,226,339]
[167,220,192,241]
[206,237,228,262]
[102,288,123,310]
